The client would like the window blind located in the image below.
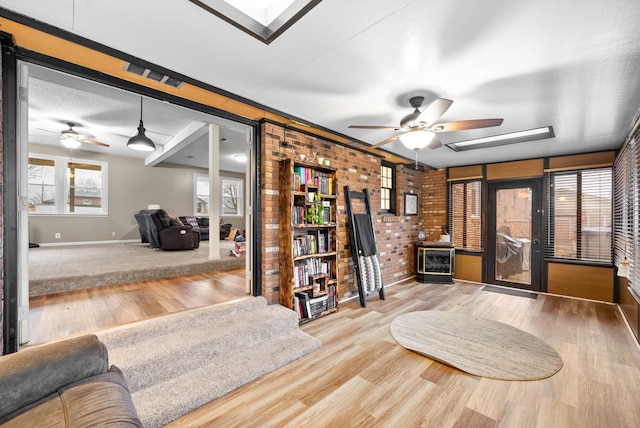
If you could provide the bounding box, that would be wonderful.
[449,180,482,251]
[545,168,612,262]
[615,134,640,295]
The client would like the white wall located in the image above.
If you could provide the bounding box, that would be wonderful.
[28,143,245,244]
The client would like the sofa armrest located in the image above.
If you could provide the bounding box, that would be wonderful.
[0,334,109,420]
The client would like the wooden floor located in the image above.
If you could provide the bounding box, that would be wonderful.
[28,268,248,345]
[170,280,640,428]
[29,275,640,427]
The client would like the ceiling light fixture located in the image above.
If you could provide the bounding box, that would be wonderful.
[127,97,156,152]
[399,130,436,151]
[233,153,247,162]
[446,126,554,152]
[60,135,81,149]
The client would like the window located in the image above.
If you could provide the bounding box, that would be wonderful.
[189,0,322,44]
[545,168,612,262]
[222,177,243,217]
[194,174,244,217]
[380,162,396,214]
[614,136,640,295]
[194,174,210,215]
[28,155,107,215]
[449,180,482,251]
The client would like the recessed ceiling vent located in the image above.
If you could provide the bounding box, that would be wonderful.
[124,62,184,88]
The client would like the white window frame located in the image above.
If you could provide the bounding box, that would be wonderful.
[194,173,210,216]
[194,173,244,218]
[28,153,108,216]
[221,177,244,217]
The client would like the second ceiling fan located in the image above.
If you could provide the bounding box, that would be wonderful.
[349,96,503,150]
[59,122,109,148]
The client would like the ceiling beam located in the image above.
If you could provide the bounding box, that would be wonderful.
[145,121,207,166]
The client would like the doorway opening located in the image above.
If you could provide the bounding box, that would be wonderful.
[486,180,543,292]
[16,60,258,346]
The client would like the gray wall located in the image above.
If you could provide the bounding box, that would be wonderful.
[28,143,246,244]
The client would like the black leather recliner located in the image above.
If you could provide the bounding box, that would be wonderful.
[135,209,200,250]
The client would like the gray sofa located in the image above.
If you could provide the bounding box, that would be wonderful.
[0,335,142,427]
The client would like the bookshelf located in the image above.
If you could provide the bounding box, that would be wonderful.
[279,158,339,322]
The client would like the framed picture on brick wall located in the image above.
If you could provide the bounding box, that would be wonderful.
[404,192,418,216]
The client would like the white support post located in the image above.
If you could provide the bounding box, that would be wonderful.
[209,124,221,260]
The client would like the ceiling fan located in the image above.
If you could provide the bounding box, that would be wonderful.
[58,122,109,148]
[349,96,503,150]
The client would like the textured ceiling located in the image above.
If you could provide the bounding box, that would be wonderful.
[5,0,640,169]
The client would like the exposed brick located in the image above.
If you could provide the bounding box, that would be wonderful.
[259,123,428,304]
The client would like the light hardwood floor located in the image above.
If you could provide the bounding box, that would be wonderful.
[29,274,640,427]
[171,280,640,428]
[28,268,248,345]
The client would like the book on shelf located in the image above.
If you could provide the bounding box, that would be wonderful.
[309,294,329,316]
[295,291,311,318]
[293,166,334,195]
[293,258,332,289]
[327,285,336,309]
[293,295,302,319]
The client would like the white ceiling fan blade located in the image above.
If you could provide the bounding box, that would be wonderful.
[427,135,442,149]
[373,135,401,148]
[416,98,453,126]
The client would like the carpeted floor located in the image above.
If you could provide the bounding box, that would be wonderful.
[29,240,245,296]
[390,310,563,381]
[96,296,321,427]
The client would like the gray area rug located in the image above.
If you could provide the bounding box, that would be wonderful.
[28,240,244,296]
[97,297,321,427]
[390,310,563,381]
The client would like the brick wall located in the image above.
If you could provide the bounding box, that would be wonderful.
[260,122,426,304]
[422,168,448,241]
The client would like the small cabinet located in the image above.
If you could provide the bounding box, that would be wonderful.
[279,158,339,322]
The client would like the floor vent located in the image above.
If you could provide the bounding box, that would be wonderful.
[481,285,538,299]
[123,62,184,88]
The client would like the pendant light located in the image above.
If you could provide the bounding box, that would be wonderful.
[127,97,156,151]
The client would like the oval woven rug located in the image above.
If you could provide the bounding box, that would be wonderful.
[390,310,563,380]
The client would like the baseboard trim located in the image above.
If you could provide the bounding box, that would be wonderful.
[36,239,140,247]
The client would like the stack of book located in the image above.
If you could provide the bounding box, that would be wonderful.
[294,291,330,319]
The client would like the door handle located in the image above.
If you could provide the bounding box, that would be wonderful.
[533,239,539,244]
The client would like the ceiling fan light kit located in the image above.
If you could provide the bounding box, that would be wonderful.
[57,122,109,148]
[349,96,504,155]
[400,130,435,150]
[60,135,82,149]
[127,97,156,152]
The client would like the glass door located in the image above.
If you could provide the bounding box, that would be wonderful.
[487,180,542,291]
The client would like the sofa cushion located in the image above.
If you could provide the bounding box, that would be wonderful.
[1,367,142,427]
[0,335,108,421]
[167,213,183,227]
[179,216,200,231]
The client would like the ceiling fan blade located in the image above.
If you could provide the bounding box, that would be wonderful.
[427,135,442,149]
[349,125,400,130]
[431,118,503,132]
[81,138,110,147]
[416,98,453,126]
[373,135,401,148]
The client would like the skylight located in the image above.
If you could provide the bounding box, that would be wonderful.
[223,0,295,26]
[190,0,322,44]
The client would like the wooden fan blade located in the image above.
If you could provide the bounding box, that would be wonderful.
[81,138,110,147]
[373,135,401,148]
[416,98,453,126]
[427,135,442,149]
[431,118,503,132]
[349,125,400,130]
